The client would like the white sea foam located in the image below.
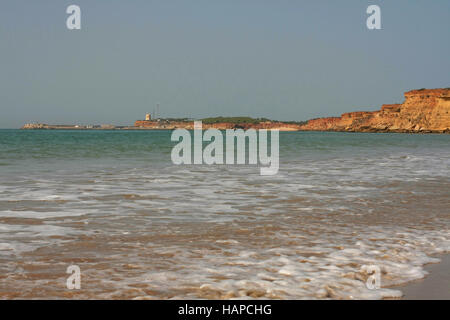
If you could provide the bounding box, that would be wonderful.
[0,133,449,298]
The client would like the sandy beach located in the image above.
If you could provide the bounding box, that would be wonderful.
[393,254,450,300]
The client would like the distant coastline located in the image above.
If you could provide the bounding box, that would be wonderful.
[21,117,308,132]
[21,88,450,133]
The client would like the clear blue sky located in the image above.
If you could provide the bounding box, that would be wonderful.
[0,0,449,128]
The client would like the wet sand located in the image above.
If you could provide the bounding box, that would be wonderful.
[394,254,450,300]
[1,131,449,299]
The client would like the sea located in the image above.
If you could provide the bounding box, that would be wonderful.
[0,129,449,299]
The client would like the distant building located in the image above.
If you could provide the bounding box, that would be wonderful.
[145,113,151,121]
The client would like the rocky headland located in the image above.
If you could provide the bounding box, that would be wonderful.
[299,88,450,133]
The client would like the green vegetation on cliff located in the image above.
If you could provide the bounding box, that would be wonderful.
[201,116,270,124]
[153,116,308,125]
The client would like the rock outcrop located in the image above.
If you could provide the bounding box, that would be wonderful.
[300,88,450,133]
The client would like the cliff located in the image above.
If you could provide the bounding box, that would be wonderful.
[300,88,450,133]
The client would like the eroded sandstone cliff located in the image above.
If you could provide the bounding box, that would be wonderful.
[300,88,450,133]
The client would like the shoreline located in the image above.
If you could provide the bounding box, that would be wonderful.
[15,127,450,134]
[388,253,450,300]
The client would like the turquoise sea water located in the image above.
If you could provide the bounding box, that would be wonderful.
[0,129,449,299]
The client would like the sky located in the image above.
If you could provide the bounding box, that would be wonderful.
[0,0,449,128]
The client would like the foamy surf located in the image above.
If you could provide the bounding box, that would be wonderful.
[0,130,449,299]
